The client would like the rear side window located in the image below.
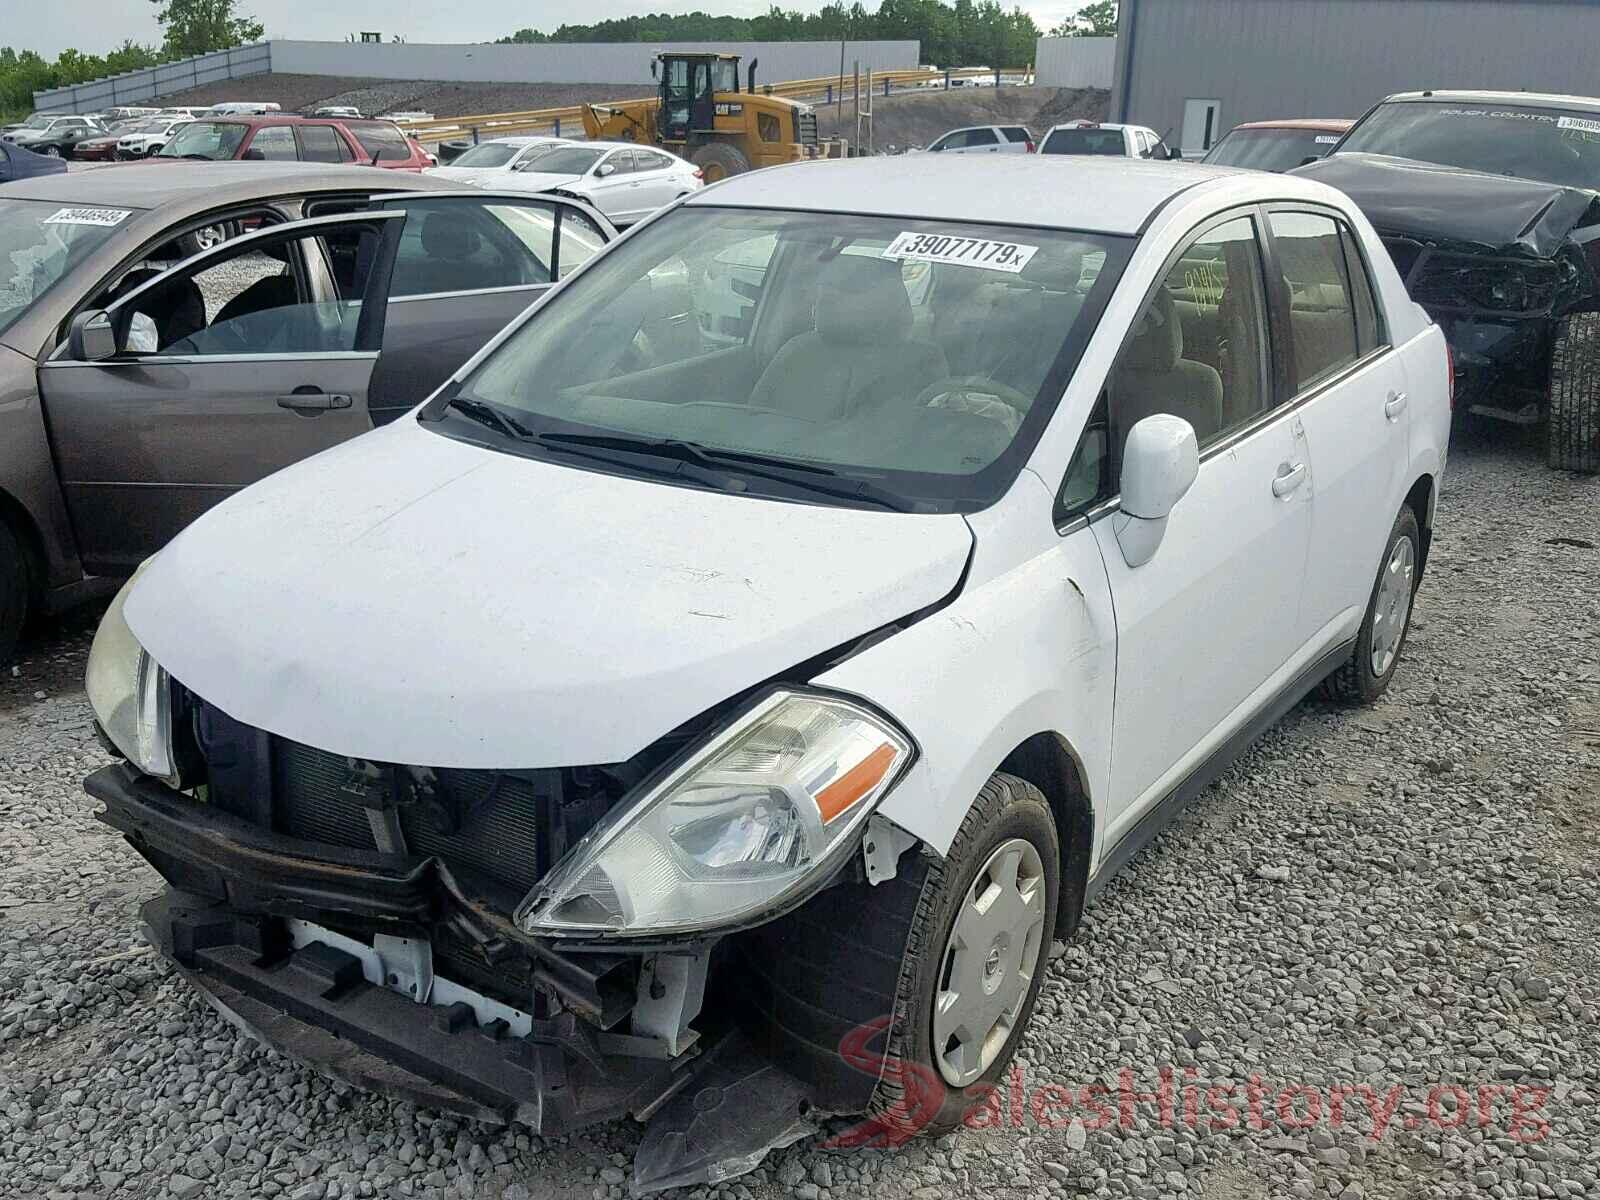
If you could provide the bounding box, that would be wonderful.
[348,122,411,162]
[1340,226,1385,351]
[1268,212,1362,390]
[965,128,999,146]
[388,198,558,297]
[1002,127,1031,143]
[296,124,344,164]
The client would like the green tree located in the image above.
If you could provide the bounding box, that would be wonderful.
[1052,0,1116,36]
[150,0,265,58]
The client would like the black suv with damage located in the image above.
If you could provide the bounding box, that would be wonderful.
[1297,90,1600,471]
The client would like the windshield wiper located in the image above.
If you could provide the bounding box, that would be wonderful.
[535,432,912,511]
[444,396,534,439]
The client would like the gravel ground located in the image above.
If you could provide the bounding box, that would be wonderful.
[1,420,1597,1200]
[818,86,1108,152]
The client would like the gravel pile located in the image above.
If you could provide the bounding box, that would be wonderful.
[1,423,1597,1200]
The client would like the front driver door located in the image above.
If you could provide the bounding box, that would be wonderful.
[361,191,616,421]
[1089,212,1313,851]
[36,210,404,575]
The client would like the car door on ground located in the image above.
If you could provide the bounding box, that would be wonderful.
[1080,212,1313,843]
[358,192,614,420]
[35,212,405,574]
[1264,208,1411,646]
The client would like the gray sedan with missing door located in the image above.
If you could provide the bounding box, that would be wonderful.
[0,162,615,662]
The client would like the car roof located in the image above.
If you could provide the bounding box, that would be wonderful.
[688,156,1249,235]
[1234,118,1354,132]
[0,161,442,209]
[1383,90,1600,113]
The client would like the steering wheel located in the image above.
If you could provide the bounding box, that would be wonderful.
[912,376,1034,430]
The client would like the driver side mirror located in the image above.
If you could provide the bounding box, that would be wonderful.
[1112,414,1198,567]
[596,162,615,177]
[67,310,118,362]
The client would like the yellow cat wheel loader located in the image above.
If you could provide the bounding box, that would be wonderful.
[580,52,823,181]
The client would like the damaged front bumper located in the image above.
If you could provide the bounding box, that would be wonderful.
[87,763,868,1193]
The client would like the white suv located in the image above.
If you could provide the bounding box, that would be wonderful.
[1041,120,1173,159]
[85,156,1449,1192]
[924,123,1035,154]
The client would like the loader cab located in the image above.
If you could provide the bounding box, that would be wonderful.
[657,53,740,144]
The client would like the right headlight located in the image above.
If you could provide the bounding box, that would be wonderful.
[517,690,913,938]
[85,563,176,782]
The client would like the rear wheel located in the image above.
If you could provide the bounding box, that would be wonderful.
[870,773,1059,1137]
[0,520,33,667]
[1321,506,1421,705]
[1548,311,1600,473]
[690,141,752,183]
[41,145,61,158]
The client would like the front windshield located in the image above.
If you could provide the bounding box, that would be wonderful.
[1339,101,1600,189]
[0,199,132,337]
[1041,127,1125,156]
[451,142,522,168]
[21,115,56,130]
[440,207,1130,513]
[158,121,246,160]
[1204,128,1342,171]
[531,146,605,175]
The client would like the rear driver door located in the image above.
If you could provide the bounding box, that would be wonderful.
[36,211,405,575]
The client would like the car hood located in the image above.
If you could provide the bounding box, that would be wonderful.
[124,421,974,769]
[1296,152,1600,258]
[499,170,586,191]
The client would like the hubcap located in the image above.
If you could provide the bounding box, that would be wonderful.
[44,146,60,157]
[1370,535,1416,677]
[933,838,1047,1089]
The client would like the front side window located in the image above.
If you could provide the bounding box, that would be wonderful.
[436,207,1130,513]
[1268,212,1361,391]
[158,121,248,160]
[1108,216,1269,460]
[1338,100,1600,189]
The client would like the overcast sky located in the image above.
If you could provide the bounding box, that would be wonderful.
[11,0,1087,58]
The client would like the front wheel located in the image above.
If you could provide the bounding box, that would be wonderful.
[689,141,752,183]
[41,145,61,158]
[1321,506,1421,705]
[1548,311,1600,473]
[871,773,1059,1136]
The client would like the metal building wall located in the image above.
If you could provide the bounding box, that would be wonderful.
[268,40,920,86]
[33,43,271,113]
[1034,37,1118,88]
[1112,0,1600,152]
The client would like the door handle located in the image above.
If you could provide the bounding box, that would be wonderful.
[1384,391,1408,421]
[1272,461,1308,498]
[276,391,352,413]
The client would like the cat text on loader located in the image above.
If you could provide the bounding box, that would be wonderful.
[580,52,822,181]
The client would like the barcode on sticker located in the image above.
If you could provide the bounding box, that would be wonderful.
[1558,116,1600,136]
[43,207,130,228]
[1314,135,1339,144]
[882,231,1039,274]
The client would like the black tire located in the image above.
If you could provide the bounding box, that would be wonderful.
[689,141,752,183]
[0,520,32,668]
[1548,311,1600,473]
[1321,506,1421,705]
[178,220,238,258]
[869,773,1060,1138]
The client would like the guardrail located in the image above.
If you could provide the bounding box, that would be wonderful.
[402,66,1030,145]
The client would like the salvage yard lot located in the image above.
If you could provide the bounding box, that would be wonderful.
[1,425,1597,1200]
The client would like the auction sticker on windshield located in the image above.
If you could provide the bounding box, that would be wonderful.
[883,231,1039,274]
[42,207,131,228]
[1558,116,1600,136]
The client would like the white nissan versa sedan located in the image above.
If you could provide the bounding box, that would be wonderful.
[84,157,1449,1191]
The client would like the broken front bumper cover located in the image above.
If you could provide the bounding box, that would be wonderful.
[87,763,831,1190]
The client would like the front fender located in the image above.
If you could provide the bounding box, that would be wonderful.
[815,475,1115,863]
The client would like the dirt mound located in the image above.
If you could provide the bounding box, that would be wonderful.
[815,85,1109,153]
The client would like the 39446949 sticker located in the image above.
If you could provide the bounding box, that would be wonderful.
[42,207,131,228]
[882,231,1039,274]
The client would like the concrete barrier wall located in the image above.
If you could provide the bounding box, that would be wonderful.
[33,43,272,113]
[1033,37,1117,89]
[268,39,921,85]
